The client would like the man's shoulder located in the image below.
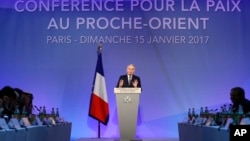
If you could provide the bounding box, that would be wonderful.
[119,75,127,78]
[133,75,140,79]
[245,99,250,104]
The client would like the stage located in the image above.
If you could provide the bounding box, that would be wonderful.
[1,0,250,140]
[74,138,179,141]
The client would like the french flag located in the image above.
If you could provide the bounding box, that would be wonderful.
[89,49,109,125]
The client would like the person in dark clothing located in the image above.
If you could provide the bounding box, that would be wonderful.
[0,86,17,118]
[0,97,4,117]
[116,64,142,88]
[230,87,250,114]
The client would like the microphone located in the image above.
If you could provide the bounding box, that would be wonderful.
[31,106,38,115]
[34,106,41,114]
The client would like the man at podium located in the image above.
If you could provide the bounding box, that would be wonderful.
[114,64,142,141]
[116,64,141,88]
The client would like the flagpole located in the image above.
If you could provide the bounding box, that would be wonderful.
[98,121,101,138]
[97,43,102,139]
[89,42,109,139]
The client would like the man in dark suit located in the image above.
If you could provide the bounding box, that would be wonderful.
[116,64,141,88]
[230,87,250,114]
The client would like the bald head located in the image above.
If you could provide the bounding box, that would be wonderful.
[126,64,135,75]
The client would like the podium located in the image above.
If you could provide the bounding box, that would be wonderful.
[114,88,142,141]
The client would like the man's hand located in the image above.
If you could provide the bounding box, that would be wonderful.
[119,79,124,87]
[132,79,138,87]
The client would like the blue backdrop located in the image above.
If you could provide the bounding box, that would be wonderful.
[1,0,250,140]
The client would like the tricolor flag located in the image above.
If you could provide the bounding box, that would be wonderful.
[89,46,109,125]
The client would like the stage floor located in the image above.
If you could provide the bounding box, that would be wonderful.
[74,138,179,141]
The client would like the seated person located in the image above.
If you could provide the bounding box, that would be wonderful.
[230,87,250,114]
[0,98,3,117]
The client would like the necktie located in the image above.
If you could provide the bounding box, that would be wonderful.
[128,75,132,86]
